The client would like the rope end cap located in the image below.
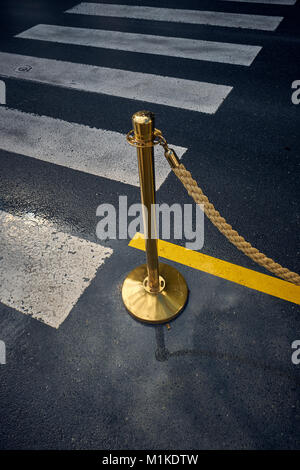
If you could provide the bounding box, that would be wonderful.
[165,148,180,168]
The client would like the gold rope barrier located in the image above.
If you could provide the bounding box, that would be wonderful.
[160,143,300,286]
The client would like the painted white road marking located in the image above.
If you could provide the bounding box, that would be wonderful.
[0,210,113,328]
[0,80,5,105]
[0,107,187,188]
[220,0,296,5]
[16,24,261,66]
[66,3,283,30]
[0,52,233,114]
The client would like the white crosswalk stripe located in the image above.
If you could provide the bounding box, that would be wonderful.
[66,3,283,30]
[0,52,233,114]
[0,107,187,188]
[16,24,261,66]
[0,210,113,328]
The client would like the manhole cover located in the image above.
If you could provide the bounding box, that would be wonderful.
[15,65,32,72]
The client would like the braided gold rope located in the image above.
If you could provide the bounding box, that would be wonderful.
[173,163,300,285]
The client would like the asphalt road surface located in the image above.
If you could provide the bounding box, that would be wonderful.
[0,0,299,450]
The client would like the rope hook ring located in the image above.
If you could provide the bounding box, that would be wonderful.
[126,128,165,148]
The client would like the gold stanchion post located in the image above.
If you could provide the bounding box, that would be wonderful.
[122,111,188,323]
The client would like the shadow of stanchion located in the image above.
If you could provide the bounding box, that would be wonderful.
[153,325,295,379]
[155,325,170,362]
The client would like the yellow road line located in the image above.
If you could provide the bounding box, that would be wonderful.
[129,233,300,305]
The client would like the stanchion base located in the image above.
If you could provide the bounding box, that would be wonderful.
[122,262,188,324]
